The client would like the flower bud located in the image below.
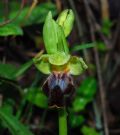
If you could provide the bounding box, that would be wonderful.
[56,9,74,37]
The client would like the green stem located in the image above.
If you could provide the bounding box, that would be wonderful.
[58,108,67,135]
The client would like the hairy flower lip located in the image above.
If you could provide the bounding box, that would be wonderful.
[42,72,75,107]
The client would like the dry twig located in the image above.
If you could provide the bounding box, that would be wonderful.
[83,0,109,135]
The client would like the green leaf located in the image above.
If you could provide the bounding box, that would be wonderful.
[0,2,4,17]
[68,56,88,75]
[69,114,84,128]
[81,126,100,135]
[0,61,33,79]
[9,3,57,26]
[49,52,70,65]
[72,97,88,112]
[71,42,95,52]
[0,107,34,135]
[26,88,48,108]
[77,77,97,100]
[101,18,112,36]
[9,1,20,12]
[33,54,51,74]
[0,63,17,79]
[0,1,21,17]
[1,99,15,117]
[97,41,107,51]
[14,60,33,78]
[0,24,23,36]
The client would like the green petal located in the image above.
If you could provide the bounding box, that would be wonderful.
[33,54,51,74]
[68,56,88,75]
[56,9,74,37]
[57,25,69,54]
[43,12,58,54]
[49,52,70,66]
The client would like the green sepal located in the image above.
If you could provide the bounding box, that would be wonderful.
[49,52,70,66]
[33,54,51,74]
[56,9,74,37]
[43,11,69,54]
[57,25,69,54]
[43,12,58,54]
[68,56,88,75]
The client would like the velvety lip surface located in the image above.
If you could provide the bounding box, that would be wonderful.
[43,72,75,107]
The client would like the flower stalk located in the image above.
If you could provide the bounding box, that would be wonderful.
[58,108,67,135]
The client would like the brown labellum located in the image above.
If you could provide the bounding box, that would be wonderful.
[42,72,75,108]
